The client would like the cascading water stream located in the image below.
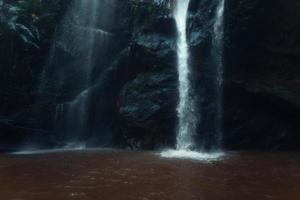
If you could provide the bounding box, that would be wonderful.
[38,0,115,148]
[174,0,197,151]
[161,0,225,160]
[212,0,225,149]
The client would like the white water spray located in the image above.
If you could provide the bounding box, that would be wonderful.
[47,0,115,145]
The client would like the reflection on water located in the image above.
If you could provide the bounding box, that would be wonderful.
[0,150,299,200]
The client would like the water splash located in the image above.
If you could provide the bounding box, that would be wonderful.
[161,149,224,161]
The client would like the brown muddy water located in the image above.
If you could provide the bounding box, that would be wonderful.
[0,149,299,200]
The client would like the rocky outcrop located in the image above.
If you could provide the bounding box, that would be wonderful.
[118,68,177,149]
[114,0,177,149]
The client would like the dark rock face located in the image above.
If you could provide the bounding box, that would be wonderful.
[85,43,172,147]
[118,68,177,149]
[105,0,178,148]
[223,0,300,150]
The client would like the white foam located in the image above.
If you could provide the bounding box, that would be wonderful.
[12,148,84,155]
[160,149,224,161]
[12,149,68,155]
[64,142,86,150]
[12,143,87,155]
[11,146,113,155]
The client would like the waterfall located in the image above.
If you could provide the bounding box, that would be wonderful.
[161,0,224,160]
[174,0,197,150]
[55,89,90,145]
[37,0,115,147]
[212,0,225,149]
[53,0,114,147]
[54,0,113,83]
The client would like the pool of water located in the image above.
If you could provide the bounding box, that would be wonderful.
[0,150,299,200]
